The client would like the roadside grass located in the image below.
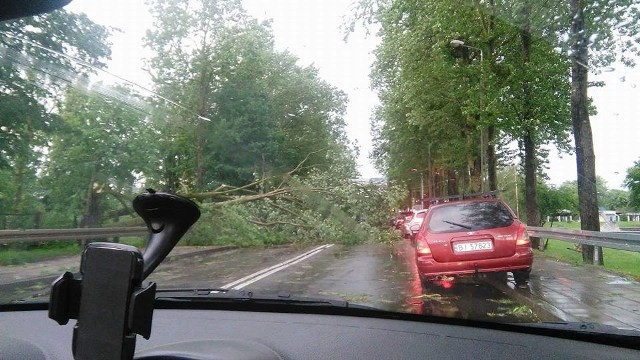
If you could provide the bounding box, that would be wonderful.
[0,237,146,266]
[536,239,640,281]
[545,221,640,229]
[0,243,82,266]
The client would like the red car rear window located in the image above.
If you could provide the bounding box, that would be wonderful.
[426,201,514,233]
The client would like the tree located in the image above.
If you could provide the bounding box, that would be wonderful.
[41,85,156,227]
[361,0,572,216]
[569,0,600,264]
[600,189,629,212]
[625,160,640,210]
[565,0,640,264]
[0,9,111,228]
[145,0,355,194]
[138,0,376,245]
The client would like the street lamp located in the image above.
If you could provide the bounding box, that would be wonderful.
[450,39,487,192]
[450,40,483,62]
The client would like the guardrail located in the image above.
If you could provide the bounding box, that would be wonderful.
[0,227,148,244]
[528,226,640,252]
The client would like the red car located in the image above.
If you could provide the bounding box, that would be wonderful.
[413,197,532,288]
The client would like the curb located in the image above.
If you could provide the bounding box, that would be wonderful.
[164,245,238,262]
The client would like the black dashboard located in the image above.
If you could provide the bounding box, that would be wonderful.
[1,307,638,359]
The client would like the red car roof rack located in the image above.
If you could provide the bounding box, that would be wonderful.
[425,190,500,207]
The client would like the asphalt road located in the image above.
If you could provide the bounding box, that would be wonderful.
[147,240,541,323]
[1,240,541,323]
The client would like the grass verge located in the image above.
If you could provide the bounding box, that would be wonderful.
[0,237,147,266]
[545,221,640,229]
[0,243,82,266]
[537,239,640,281]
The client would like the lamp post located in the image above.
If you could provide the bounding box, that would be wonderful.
[450,39,487,192]
[498,165,520,217]
[411,168,424,206]
[514,167,520,217]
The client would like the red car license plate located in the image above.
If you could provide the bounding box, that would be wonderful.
[453,241,493,253]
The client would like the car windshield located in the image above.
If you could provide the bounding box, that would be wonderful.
[427,201,514,233]
[1,0,640,335]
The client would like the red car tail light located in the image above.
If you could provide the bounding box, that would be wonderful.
[515,224,530,246]
[416,238,432,255]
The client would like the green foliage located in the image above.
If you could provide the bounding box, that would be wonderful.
[0,9,112,229]
[362,0,574,203]
[145,0,353,192]
[39,85,156,227]
[600,189,630,212]
[184,205,286,247]
[0,9,111,163]
[625,159,640,210]
[183,162,396,247]
[536,182,569,225]
[1,0,379,253]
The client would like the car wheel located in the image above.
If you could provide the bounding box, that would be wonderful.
[513,269,531,285]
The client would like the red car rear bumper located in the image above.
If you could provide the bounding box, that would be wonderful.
[416,248,533,280]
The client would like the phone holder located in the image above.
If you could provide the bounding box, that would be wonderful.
[48,190,200,360]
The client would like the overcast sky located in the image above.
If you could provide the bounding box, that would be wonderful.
[66,0,639,189]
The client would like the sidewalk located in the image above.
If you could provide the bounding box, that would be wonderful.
[496,256,640,331]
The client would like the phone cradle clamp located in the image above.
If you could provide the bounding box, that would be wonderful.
[48,190,200,360]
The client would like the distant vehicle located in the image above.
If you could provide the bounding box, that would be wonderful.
[394,210,414,230]
[402,209,428,242]
[414,196,532,288]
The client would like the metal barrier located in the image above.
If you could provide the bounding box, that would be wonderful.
[3,226,639,252]
[528,226,640,252]
[0,227,148,244]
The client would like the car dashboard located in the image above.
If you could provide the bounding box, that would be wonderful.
[1,306,638,359]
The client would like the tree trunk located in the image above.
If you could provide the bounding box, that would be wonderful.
[81,175,100,228]
[524,131,540,248]
[427,143,433,198]
[487,125,497,191]
[570,0,601,265]
[11,157,26,228]
[447,169,458,195]
[470,156,482,193]
[164,153,179,192]
[486,0,497,192]
[195,122,205,189]
[80,174,100,247]
[520,0,540,248]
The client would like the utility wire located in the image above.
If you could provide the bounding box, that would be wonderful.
[1,32,211,122]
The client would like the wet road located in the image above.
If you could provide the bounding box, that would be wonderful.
[146,240,540,323]
[1,240,541,323]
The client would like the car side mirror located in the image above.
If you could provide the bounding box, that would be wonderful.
[410,224,421,232]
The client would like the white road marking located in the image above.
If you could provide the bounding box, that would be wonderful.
[220,244,334,290]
